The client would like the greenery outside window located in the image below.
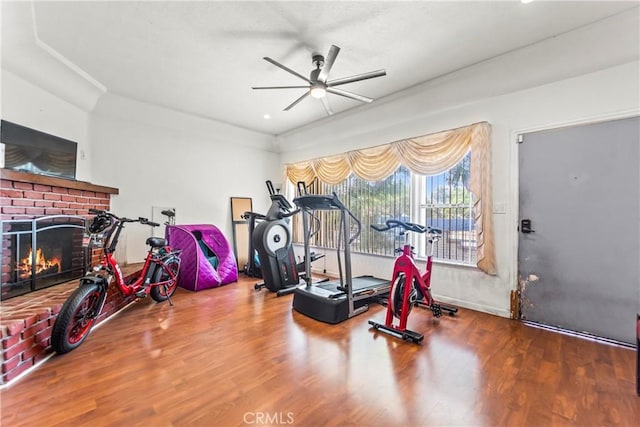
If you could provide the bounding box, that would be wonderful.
[286,122,496,275]
[293,153,476,265]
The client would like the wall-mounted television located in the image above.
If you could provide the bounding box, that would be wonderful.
[1,120,77,179]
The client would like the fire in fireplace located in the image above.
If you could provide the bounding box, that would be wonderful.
[17,246,62,280]
[1,215,88,300]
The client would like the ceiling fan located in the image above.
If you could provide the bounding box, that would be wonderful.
[252,45,386,115]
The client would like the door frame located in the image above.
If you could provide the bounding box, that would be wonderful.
[510,109,639,319]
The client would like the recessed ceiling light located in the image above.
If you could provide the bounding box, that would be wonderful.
[521,0,535,3]
[263,114,271,119]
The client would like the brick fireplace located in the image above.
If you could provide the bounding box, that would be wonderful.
[0,169,128,385]
[2,215,87,300]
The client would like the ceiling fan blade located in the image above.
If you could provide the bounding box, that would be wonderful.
[327,87,373,103]
[321,96,333,116]
[252,86,310,90]
[327,69,386,87]
[284,91,310,111]
[317,45,340,83]
[263,57,311,83]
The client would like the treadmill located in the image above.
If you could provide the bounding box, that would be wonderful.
[292,192,390,324]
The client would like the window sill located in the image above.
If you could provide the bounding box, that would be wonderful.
[293,242,479,270]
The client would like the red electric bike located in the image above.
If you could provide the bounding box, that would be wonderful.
[51,209,181,354]
[368,219,457,343]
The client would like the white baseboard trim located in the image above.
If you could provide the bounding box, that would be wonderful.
[307,268,511,319]
[433,294,511,318]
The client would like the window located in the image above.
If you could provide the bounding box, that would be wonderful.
[293,153,476,265]
[416,152,476,264]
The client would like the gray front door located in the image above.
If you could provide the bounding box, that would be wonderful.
[518,116,639,344]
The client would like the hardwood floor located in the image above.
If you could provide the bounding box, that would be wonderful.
[1,275,638,426]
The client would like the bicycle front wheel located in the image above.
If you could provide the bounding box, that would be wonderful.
[150,255,180,302]
[51,284,105,354]
[389,274,417,320]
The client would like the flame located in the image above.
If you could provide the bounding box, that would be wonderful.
[18,247,61,279]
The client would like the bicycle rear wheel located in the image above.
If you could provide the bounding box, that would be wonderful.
[51,284,105,354]
[150,255,180,302]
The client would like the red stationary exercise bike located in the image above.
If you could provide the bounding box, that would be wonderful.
[368,219,457,343]
[51,209,181,354]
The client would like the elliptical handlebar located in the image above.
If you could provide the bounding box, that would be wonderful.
[278,208,300,219]
[265,180,294,212]
[242,211,266,221]
[296,181,308,196]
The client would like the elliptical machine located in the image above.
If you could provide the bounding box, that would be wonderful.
[252,181,323,297]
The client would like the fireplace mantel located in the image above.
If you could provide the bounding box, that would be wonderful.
[1,169,119,195]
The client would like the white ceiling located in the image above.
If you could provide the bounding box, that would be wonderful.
[2,1,638,136]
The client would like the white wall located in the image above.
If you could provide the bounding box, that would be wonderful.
[1,70,92,181]
[279,58,640,317]
[1,70,280,265]
[2,6,637,315]
[89,94,279,263]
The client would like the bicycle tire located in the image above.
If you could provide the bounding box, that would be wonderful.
[150,255,180,302]
[51,284,105,354]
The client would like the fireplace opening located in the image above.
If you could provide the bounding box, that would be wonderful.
[1,216,88,300]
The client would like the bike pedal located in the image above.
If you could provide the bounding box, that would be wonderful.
[431,304,442,318]
[135,290,148,298]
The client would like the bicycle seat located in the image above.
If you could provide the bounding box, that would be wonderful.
[146,237,166,248]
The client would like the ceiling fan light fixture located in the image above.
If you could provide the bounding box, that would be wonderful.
[310,86,326,99]
[253,45,386,115]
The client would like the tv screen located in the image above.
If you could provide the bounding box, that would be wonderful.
[1,120,77,179]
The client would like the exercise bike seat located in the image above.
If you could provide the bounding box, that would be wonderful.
[146,237,166,248]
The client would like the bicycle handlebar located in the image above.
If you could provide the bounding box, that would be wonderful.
[141,218,160,227]
[370,219,441,235]
[88,210,158,227]
[88,208,114,217]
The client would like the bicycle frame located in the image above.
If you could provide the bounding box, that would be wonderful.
[51,209,181,354]
[99,249,178,297]
[387,236,436,332]
[368,219,457,343]
[89,211,180,299]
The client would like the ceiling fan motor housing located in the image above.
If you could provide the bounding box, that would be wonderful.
[312,54,325,69]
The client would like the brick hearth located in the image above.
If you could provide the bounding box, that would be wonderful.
[0,264,141,384]
[0,169,123,385]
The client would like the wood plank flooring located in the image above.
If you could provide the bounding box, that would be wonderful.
[1,275,638,426]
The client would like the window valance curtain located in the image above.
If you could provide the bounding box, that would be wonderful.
[285,121,496,275]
